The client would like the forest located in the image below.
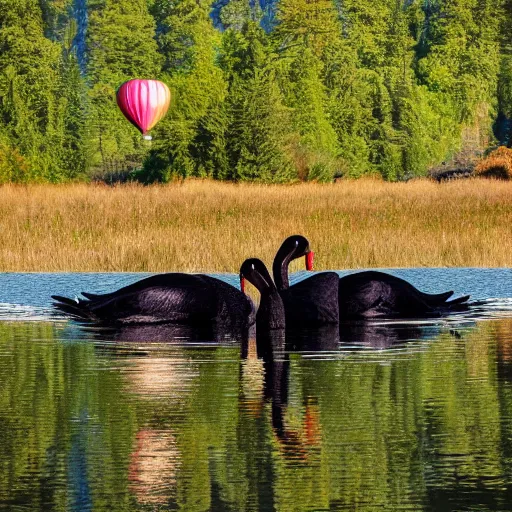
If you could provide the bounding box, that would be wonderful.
[0,0,511,183]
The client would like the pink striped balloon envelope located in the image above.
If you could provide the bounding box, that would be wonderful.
[116,79,171,138]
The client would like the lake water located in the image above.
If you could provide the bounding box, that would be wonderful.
[1,269,512,511]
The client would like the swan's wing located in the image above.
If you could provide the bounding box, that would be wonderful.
[86,284,218,325]
[55,274,254,328]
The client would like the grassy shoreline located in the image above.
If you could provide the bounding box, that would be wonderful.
[0,179,510,272]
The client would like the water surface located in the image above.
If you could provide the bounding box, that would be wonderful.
[1,269,512,511]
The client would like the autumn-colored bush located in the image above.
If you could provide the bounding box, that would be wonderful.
[475,146,512,179]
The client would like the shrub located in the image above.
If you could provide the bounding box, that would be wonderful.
[0,145,31,184]
[475,146,512,179]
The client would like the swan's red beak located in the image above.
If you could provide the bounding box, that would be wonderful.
[240,275,246,293]
[306,251,314,271]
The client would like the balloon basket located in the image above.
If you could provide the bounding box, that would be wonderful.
[143,135,153,141]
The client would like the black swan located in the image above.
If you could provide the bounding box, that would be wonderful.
[52,271,255,332]
[273,235,339,326]
[277,235,470,319]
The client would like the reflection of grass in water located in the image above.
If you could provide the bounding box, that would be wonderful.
[0,179,511,272]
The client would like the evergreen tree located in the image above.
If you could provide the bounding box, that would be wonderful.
[54,20,90,180]
[39,0,73,41]
[142,0,228,181]
[323,41,375,177]
[228,70,295,182]
[87,0,161,177]
[219,0,255,31]
[497,0,512,145]
[0,0,62,182]
[416,0,501,122]
[273,0,341,181]
[221,22,296,181]
[0,0,509,183]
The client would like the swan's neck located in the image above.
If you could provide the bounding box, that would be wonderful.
[257,290,286,330]
[273,251,293,291]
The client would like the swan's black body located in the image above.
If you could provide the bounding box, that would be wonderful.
[52,272,255,332]
[338,270,470,319]
[273,236,339,326]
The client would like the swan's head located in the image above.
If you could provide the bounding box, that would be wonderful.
[278,235,314,271]
[240,258,275,294]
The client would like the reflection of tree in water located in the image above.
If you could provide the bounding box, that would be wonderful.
[89,321,512,511]
[241,322,510,511]
[3,320,512,510]
[494,319,512,368]
[0,322,137,511]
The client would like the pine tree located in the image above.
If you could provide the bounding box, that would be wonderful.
[87,0,161,177]
[0,0,62,181]
[273,0,341,180]
[219,0,254,31]
[142,0,228,181]
[39,0,73,41]
[323,41,374,177]
[497,0,512,145]
[416,0,500,121]
[274,0,340,58]
[54,20,90,180]
[221,22,295,181]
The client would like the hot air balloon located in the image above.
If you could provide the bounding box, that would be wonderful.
[116,79,171,140]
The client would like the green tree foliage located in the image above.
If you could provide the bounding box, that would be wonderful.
[227,68,296,182]
[55,24,90,179]
[416,0,502,156]
[0,0,62,182]
[218,21,296,182]
[141,0,229,181]
[273,0,342,181]
[86,0,161,177]
[219,0,255,31]
[497,0,512,145]
[0,0,509,182]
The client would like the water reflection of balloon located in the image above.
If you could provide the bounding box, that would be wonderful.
[116,79,171,140]
[128,429,179,505]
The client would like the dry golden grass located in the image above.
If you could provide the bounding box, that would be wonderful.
[475,146,512,179]
[0,178,511,272]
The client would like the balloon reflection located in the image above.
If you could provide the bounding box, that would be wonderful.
[128,429,179,505]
